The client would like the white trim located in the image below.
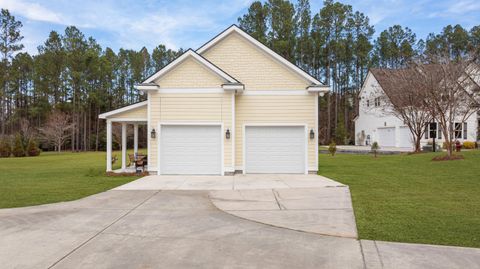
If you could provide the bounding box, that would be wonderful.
[242,124,309,175]
[307,85,330,92]
[157,122,225,176]
[144,50,238,84]
[242,90,312,96]
[108,118,147,122]
[304,125,309,175]
[224,167,235,173]
[222,84,245,91]
[134,84,159,91]
[98,101,147,119]
[121,122,127,171]
[133,123,138,156]
[147,92,152,173]
[231,93,235,170]
[315,95,319,172]
[197,25,322,85]
[158,88,225,94]
[106,119,112,172]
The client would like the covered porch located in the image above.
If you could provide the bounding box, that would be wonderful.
[98,101,149,173]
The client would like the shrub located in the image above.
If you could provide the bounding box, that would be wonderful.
[328,141,337,156]
[27,139,41,156]
[12,134,26,157]
[0,137,11,157]
[371,141,380,157]
[462,141,476,149]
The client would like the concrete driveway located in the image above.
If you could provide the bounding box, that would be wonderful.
[1,175,479,269]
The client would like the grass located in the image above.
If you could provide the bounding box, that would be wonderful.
[0,151,139,209]
[319,150,480,248]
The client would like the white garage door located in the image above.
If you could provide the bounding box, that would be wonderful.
[160,125,221,175]
[397,126,413,148]
[245,126,305,174]
[377,127,396,147]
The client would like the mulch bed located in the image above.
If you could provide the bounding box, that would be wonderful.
[432,154,465,161]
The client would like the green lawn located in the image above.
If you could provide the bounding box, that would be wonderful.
[319,151,480,248]
[0,151,139,208]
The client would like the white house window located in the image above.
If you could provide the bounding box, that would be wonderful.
[366,100,370,107]
[374,97,381,107]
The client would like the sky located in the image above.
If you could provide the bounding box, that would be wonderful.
[1,0,480,55]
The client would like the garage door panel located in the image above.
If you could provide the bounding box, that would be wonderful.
[377,127,396,147]
[245,126,305,174]
[160,125,221,175]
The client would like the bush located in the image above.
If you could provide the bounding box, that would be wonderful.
[27,139,41,156]
[371,141,380,157]
[0,137,11,157]
[328,141,337,156]
[12,134,26,157]
[462,141,476,149]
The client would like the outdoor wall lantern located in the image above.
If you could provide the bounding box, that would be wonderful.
[310,129,315,139]
[226,129,231,139]
[151,128,156,139]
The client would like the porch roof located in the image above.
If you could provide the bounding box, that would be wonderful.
[99,101,147,122]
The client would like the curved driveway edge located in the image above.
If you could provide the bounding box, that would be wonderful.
[209,186,358,238]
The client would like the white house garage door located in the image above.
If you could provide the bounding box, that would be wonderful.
[160,125,221,175]
[377,127,396,147]
[245,126,306,174]
[397,126,413,148]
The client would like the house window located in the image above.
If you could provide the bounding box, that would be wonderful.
[374,97,381,107]
[429,123,437,139]
[366,100,370,107]
[454,122,467,139]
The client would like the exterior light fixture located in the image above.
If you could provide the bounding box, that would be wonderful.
[151,128,156,139]
[226,129,231,139]
[309,129,315,139]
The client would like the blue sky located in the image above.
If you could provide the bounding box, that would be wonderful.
[1,0,479,55]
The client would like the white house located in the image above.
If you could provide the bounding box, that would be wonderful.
[354,69,479,149]
[99,25,329,175]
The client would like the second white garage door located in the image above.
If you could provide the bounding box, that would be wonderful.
[160,125,221,175]
[245,126,306,174]
[377,127,396,147]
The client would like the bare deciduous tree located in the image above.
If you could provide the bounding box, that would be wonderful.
[39,110,74,152]
[420,59,480,157]
[369,68,433,152]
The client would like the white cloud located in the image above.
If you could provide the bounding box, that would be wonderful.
[0,0,64,24]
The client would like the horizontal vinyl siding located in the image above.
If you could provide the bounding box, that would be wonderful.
[154,57,225,88]
[235,94,316,170]
[148,92,232,171]
[109,106,147,119]
[202,32,310,90]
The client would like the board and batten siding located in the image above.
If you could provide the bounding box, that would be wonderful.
[148,92,233,172]
[154,57,225,88]
[201,32,310,90]
[235,94,317,171]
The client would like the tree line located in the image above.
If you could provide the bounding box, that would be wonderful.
[1,0,479,152]
[0,9,182,151]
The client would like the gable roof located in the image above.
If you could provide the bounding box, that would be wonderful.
[142,49,239,84]
[196,24,323,86]
[99,101,147,119]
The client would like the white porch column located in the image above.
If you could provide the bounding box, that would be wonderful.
[106,120,112,172]
[133,123,138,156]
[121,122,127,171]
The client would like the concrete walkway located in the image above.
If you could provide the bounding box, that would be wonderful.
[210,187,357,238]
[114,174,344,190]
